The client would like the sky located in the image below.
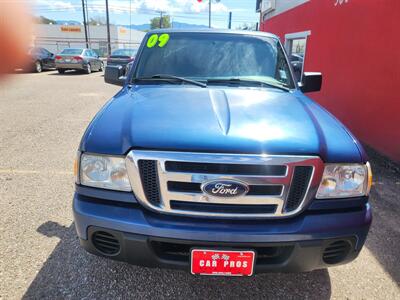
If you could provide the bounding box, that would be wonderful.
[31,0,260,29]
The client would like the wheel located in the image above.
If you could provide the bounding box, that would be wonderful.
[85,64,91,74]
[99,62,104,71]
[57,69,65,74]
[34,61,42,73]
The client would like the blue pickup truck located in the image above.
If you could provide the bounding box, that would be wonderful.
[73,30,372,276]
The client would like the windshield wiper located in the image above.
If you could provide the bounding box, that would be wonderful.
[135,74,206,88]
[206,78,290,92]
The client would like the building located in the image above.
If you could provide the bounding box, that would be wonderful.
[257,0,400,162]
[33,24,146,56]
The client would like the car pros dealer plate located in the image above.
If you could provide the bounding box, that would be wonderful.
[191,249,255,276]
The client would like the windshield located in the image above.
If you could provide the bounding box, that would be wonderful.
[112,49,137,57]
[61,49,83,55]
[134,32,295,88]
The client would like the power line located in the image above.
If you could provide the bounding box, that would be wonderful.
[33,4,256,18]
[33,4,258,25]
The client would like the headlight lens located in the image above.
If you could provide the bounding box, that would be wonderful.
[316,163,371,199]
[80,153,131,191]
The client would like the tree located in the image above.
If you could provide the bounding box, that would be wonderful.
[150,15,171,30]
[236,23,257,31]
[88,16,107,26]
[33,15,56,24]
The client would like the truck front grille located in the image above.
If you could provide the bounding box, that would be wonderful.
[138,160,161,205]
[165,161,287,176]
[127,151,324,218]
[167,181,283,196]
[285,166,314,212]
[169,201,278,214]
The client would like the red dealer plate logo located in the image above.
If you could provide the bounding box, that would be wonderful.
[191,249,255,276]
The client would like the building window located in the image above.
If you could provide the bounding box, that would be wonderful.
[285,31,311,82]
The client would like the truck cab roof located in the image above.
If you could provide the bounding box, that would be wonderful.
[148,28,279,40]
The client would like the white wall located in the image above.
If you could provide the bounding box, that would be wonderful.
[261,0,309,22]
[33,24,145,55]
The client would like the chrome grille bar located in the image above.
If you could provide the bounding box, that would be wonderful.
[125,151,324,218]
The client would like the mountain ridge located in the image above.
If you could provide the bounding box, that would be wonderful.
[123,22,209,31]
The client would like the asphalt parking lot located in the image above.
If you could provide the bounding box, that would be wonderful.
[0,70,399,299]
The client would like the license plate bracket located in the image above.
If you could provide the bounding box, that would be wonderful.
[191,249,255,276]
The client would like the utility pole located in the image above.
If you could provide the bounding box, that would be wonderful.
[105,0,111,56]
[208,0,211,28]
[129,0,132,45]
[81,0,89,48]
[228,11,232,29]
[85,0,91,47]
[160,11,163,28]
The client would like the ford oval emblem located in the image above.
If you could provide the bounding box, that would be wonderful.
[201,180,249,198]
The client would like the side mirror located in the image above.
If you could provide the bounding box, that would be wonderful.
[290,61,301,70]
[300,72,322,93]
[104,65,126,86]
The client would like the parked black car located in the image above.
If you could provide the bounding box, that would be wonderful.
[20,47,56,73]
[106,48,138,71]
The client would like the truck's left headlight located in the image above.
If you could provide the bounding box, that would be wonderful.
[79,153,132,191]
[316,163,372,199]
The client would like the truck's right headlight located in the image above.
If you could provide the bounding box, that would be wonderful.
[80,153,132,191]
[316,163,372,199]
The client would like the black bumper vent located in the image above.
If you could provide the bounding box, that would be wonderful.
[150,240,293,265]
[92,231,120,255]
[285,166,313,212]
[323,240,351,264]
[138,160,161,205]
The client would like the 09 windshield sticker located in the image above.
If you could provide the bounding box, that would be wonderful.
[146,33,170,48]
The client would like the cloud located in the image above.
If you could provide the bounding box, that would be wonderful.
[35,0,228,15]
[35,0,76,11]
[173,0,228,13]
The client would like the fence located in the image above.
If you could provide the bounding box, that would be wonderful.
[33,38,142,57]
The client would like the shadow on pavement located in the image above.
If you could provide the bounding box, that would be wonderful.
[23,221,331,299]
[47,70,95,76]
[365,150,400,285]
[12,69,53,74]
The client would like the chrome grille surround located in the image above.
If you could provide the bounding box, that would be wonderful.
[125,150,324,219]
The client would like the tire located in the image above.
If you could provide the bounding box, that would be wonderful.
[35,61,42,73]
[99,62,104,71]
[85,64,91,74]
[57,69,65,74]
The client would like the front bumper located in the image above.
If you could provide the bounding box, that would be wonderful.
[106,61,130,68]
[73,192,372,273]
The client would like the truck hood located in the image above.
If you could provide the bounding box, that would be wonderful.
[81,85,363,162]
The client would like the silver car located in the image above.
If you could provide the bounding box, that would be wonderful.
[55,48,103,74]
